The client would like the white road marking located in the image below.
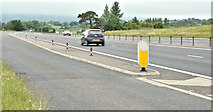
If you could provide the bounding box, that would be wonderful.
[206,94,213,97]
[19,35,213,80]
[52,41,212,80]
[137,77,212,101]
[153,77,212,87]
[11,34,212,101]
[150,44,211,51]
[187,55,204,59]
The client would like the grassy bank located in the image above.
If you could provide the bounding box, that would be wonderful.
[0,60,44,110]
[104,25,211,38]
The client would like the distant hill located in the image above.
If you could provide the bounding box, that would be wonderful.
[1,14,79,23]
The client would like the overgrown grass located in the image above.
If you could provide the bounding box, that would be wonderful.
[104,25,211,38]
[0,60,45,110]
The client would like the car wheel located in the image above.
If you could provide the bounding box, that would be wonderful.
[102,42,105,46]
[69,34,71,36]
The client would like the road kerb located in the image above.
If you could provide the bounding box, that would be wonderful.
[10,34,213,101]
[9,34,159,76]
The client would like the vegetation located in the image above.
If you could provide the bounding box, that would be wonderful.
[76,1,212,33]
[0,60,45,110]
[77,11,99,29]
[1,20,56,33]
[0,1,212,36]
[104,25,211,38]
[3,20,26,31]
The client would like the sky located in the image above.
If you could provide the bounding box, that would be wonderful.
[0,0,212,21]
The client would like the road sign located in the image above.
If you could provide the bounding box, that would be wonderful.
[138,41,149,70]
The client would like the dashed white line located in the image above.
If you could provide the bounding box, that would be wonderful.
[187,55,204,59]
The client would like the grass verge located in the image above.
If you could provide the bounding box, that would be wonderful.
[104,25,211,38]
[0,60,45,110]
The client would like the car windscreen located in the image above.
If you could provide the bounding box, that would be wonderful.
[89,30,102,35]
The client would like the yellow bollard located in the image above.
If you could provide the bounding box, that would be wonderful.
[138,41,149,71]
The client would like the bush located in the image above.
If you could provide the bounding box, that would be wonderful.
[139,22,153,28]
[4,20,26,31]
[153,22,164,29]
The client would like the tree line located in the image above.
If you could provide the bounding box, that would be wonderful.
[0,1,212,32]
[77,1,212,31]
[0,20,56,33]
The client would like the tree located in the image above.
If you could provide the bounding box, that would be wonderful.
[0,21,3,30]
[4,20,25,31]
[103,4,110,16]
[110,1,123,30]
[111,2,123,18]
[39,25,55,33]
[77,11,99,28]
[153,22,164,29]
[145,18,151,23]
[164,18,169,26]
[139,22,152,28]
[100,4,119,31]
[93,18,101,29]
[124,22,140,30]
[62,22,69,29]
[69,21,78,27]
[132,17,139,25]
[100,13,117,31]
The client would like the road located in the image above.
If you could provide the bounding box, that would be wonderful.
[25,32,211,77]
[1,32,212,110]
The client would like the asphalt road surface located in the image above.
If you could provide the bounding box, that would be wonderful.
[25,32,211,77]
[1,32,212,110]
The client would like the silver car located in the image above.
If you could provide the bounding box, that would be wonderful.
[81,29,105,46]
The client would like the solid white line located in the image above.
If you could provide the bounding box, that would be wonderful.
[12,34,212,101]
[37,39,212,80]
[150,44,211,51]
[137,77,212,101]
[187,55,204,59]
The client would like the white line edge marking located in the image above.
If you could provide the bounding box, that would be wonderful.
[150,44,211,51]
[137,77,212,101]
[53,41,212,80]
[16,33,213,80]
[11,33,213,101]
[187,55,204,59]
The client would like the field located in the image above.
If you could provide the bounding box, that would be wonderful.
[104,25,211,38]
[52,25,61,29]
[0,60,45,110]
